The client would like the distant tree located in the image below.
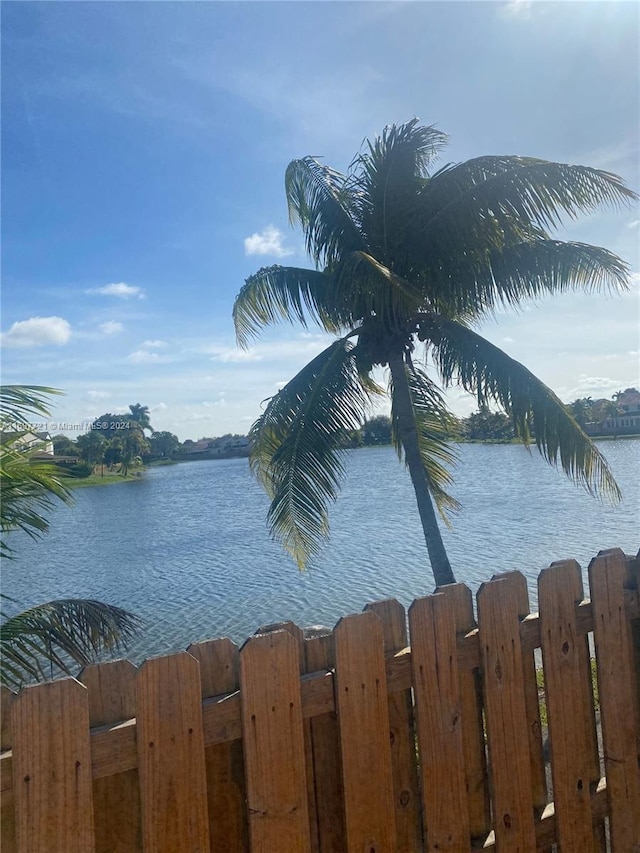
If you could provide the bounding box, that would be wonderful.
[76,431,106,471]
[128,403,152,433]
[104,437,123,469]
[567,397,593,428]
[462,407,515,441]
[52,434,77,456]
[363,415,392,445]
[148,430,180,459]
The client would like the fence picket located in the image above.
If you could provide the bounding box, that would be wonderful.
[80,660,141,853]
[1,686,16,853]
[188,638,249,853]
[589,549,640,850]
[409,594,468,852]
[240,630,311,853]
[539,561,597,851]
[492,571,547,813]
[437,583,490,838]
[477,580,536,852]
[334,611,397,852]
[365,599,422,851]
[12,678,95,852]
[136,652,210,852]
[305,629,347,853]
[2,549,638,853]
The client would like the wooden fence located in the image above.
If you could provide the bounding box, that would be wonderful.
[1,547,639,852]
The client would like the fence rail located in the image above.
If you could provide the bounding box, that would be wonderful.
[1,548,639,852]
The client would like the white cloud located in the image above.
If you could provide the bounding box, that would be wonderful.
[151,401,167,411]
[244,225,293,258]
[210,346,263,363]
[627,220,640,229]
[89,282,145,299]
[1,316,71,348]
[99,321,123,335]
[87,390,111,400]
[127,350,162,364]
[141,339,167,348]
[500,0,534,19]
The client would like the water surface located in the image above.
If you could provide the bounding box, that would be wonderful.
[4,440,638,661]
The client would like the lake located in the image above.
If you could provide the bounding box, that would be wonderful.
[4,440,639,662]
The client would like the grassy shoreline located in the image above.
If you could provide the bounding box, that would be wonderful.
[66,470,145,488]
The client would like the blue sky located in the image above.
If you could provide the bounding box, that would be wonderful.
[2,0,638,440]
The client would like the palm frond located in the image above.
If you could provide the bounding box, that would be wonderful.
[423,238,631,320]
[250,336,377,567]
[233,265,344,346]
[0,598,142,689]
[353,119,447,258]
[0,385,62,425]
[332,251,426,333]
[389,362,460,522]
[425,315,621,500]
[285,156,363,266]
[422,156,636,236]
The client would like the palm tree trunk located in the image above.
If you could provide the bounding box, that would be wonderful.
[388,351,456,587]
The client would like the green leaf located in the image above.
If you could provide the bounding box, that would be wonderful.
[426,315,621,501]
[0,598,142,689]
[250,336,377,567]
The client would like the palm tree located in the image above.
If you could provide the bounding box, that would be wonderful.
[1,386,141,688]
[128,403,152,433]
[233,120,636,586]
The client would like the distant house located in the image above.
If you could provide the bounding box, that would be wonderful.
[586,388,640,436]
[1,430,54,456]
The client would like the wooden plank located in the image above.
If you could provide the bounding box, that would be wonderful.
[1,686,16,853]
[240,630,311,853]
[304,629,346,853]
[334,611,397,852]
[477,580,536,853]
[437,583,490,837]
[2,588,640,799]
[409,594,469,852]
[589,549,640,851]
[136,651,210,853]
[492,572,547,815]
[80,660,141,853]
[256,621,320,853]
[12,677,95,853]
[538,561,596,851]
[188,638,249,853]
[365,599,422,851]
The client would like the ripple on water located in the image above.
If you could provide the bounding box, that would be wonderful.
[3,441,639,662]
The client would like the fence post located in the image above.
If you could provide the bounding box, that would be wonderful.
[136,652,210,853]
[0,686,16,853]
[12,678,95,852]
[188,638,249,853]
[334,611,397,852]
[477,579,536,852]
[80,660,141,853]
[538,560,599,851]
[409,593,469,851]
[304,628,346,853]
[365,599,422,851]
[240,630,311,853]
[437,583,490,839]
[589,549,640,850]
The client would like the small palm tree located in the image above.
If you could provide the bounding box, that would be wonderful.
[234,120,636,586]
[128,403,152,433]
[1,386,141,689]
